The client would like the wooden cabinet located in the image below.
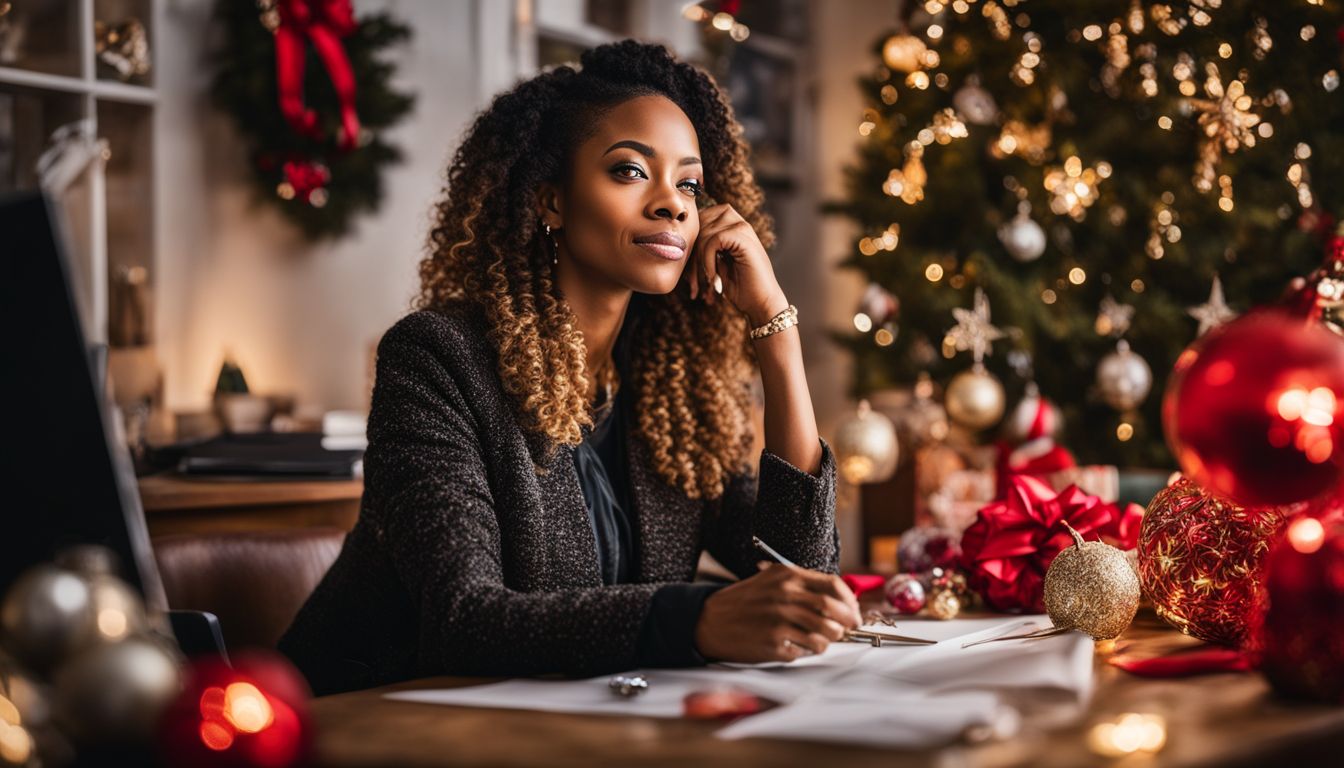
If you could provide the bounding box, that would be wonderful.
[138,474,363,538]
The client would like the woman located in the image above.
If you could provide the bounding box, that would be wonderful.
[280,40,859,696]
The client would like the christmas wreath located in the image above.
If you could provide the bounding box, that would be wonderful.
[209,0,415,239]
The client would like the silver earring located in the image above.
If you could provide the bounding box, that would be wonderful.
[544,223,558,265]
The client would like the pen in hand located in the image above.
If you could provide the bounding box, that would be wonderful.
[751,536,936,647]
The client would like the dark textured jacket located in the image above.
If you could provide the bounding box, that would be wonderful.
[278,300,839,695]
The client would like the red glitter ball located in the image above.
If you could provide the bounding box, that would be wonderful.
[1137,477,1295,648]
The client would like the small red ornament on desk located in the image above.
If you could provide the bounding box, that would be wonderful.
[959,475,1142,613]
[683,689,765,720]
[883,573,926,615]
[158,650,312,768]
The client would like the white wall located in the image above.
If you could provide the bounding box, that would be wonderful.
[154,0,486,413]
[811,0,900,439]
[813,0,901,569]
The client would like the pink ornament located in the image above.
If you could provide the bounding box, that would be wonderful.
[884,573,927,614]
[896,526,961,573]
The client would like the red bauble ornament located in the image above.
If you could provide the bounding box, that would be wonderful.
[1164,310,1344,507]
[1137,477,1294,648]
[158,650,312,768]
[1261,497,1344,702]
[883,573,926,614]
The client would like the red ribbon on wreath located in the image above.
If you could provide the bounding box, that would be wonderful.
[274,0,361,151]
[959,475,1143,613]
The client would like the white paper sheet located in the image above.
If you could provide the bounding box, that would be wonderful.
[384,616,1095,748]
[715,690,1010,748]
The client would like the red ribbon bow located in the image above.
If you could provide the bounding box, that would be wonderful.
[275,0,361,151]
[959,475,1143,613]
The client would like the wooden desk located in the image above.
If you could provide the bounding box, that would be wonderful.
[307,613,1344,767]
[138,474,362,537]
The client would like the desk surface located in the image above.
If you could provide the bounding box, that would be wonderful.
[307,613,1344,767]
[138,473,364,512]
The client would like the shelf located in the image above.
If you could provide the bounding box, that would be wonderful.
[0,0,84,78]
[0,66,156,104]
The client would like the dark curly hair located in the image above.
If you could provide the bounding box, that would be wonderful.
[416,40,774,500]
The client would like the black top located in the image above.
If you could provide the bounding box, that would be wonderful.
[573,321,720,667]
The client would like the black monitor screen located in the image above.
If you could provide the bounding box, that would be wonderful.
[0,190,166,614]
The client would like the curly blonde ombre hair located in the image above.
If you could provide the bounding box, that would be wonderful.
[415,41,774,500]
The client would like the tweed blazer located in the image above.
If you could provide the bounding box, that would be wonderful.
[279,300,839,695]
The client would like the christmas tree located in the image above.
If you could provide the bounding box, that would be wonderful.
[830,0,1344,467]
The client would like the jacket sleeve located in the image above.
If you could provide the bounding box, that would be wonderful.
[365,322,662,678]
[700,437,841,580]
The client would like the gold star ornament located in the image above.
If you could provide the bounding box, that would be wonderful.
[946,288,1006,364]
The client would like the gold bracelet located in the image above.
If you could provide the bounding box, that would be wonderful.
[749,304,799,340]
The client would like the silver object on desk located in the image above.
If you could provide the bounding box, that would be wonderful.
[608,674,648,697]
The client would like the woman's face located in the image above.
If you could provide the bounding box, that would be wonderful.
[543,94,703,296]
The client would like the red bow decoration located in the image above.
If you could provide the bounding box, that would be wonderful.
[274,0,361,151]
[959,475,1143,612]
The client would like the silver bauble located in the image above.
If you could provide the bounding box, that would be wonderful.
[1,565,97,672]
[53,545,148,642]
[1096,340,1153,411]
[85,576,149,643]
[953,82,998,125]
[834,400,899,484]
[997,210,1047,262]
[946,366,1006,430]
[53,638,181,744]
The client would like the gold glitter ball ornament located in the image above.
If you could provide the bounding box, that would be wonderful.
[927,588,961,620]
[1043,523,1140,640]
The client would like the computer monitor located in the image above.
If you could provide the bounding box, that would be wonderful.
[0,190,169,620]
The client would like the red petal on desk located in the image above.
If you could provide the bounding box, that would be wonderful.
[841,573,886,598]
[1109,647,1257,677]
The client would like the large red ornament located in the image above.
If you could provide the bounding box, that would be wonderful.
[959,475,1143,613]
[1137,477,1294,648]
[1261,496,1344,702]
[1163,310,1344,507]
[158,650,312,768]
